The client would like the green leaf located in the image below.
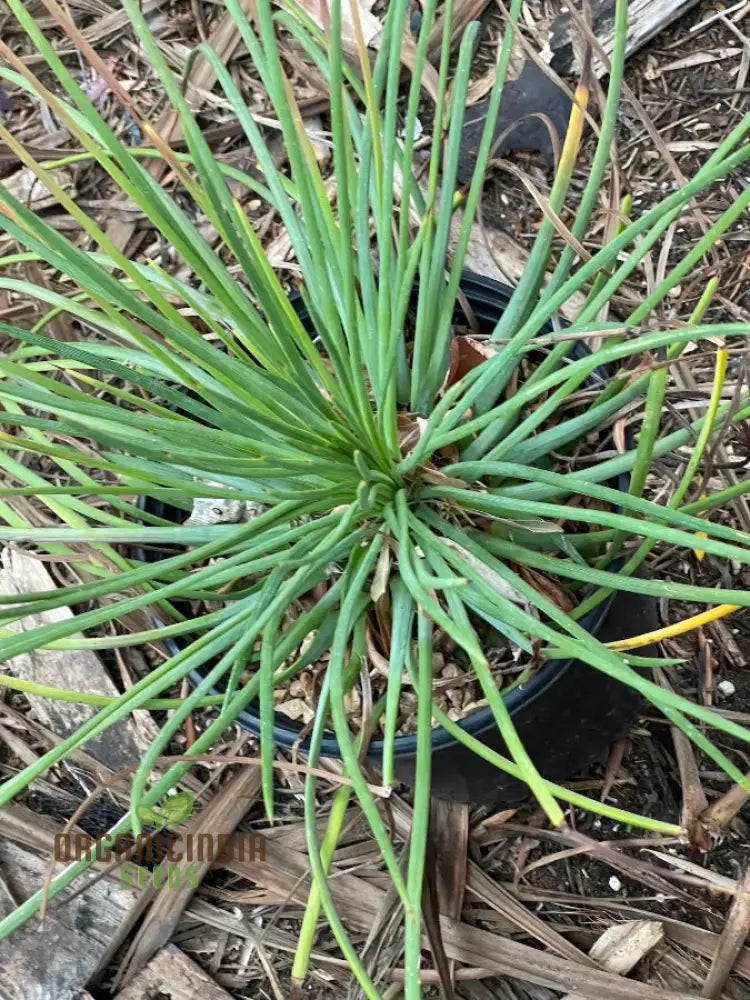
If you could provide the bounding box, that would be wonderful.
[138,792,195,828]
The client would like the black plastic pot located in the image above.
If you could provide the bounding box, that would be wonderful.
[141,272,655,808]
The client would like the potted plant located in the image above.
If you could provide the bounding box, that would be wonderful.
[0,0,749,992]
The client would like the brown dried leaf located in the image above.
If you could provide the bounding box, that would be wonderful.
[442,336,497,393]
[397,411,426,456]
[600,737,630,804]
[370,544,391,603]
[420,465,469,488]
[274,698,314,724]
[422,802,470,1000]
[466,61,498,105]
[613,417,627,455]
[365,626,390,679]
[427,0,491,63]
[517,565,575,612]
[655,668,709,845]
[471,809,517,836]
[285,0,381,47]
[442,540,527,607]
[400,32,440,102]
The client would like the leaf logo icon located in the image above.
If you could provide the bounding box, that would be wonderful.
[137,791,194,829]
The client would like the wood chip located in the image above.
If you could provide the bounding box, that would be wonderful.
[699,773,750,837]
[0,840,137,999]
[114,944,234,1000]
[184,496,264,526]
[561,920,664,998]
[703,868,750,998]
[0,549,157,770]
[302,114,330,164]
[658,48,743,72]
[549,0,702,78]
[2,166,74,211]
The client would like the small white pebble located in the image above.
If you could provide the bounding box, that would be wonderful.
[718,679,736,699]
[655,893,667,904]
[608,876,622,892]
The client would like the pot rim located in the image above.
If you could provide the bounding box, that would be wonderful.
[170,588,616,757]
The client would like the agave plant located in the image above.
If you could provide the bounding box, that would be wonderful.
[0,0,749,991]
